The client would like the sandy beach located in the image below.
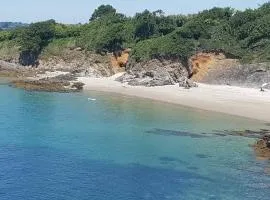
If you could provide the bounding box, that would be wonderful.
[78,73,270,122]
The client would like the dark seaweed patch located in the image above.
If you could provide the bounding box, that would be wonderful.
[212,129,270,138]
[195,154,210,159]
[214,133,227,137]
[146,128,207,138]
[187,166,199,171]
[159,157,187,165]
[159,156,177,162]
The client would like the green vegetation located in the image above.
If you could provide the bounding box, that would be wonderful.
[0,40,19,61]
[0,3,270,65]
[40,38,77,60]
[0,22,27,30]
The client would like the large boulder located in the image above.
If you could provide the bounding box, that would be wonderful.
[200,61,270,88]
[178,77,198,88]
[116,59,188,87]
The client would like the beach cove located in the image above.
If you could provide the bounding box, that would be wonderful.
[1,82,270,199]
[79,73,270,123]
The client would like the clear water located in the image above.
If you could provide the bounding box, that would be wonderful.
[1,83,270,200]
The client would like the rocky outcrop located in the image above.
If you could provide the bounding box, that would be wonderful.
[0,60,38,78]
[254,134,270,160]
[210,128,270,160]
[1,47,120,79]
[188,52,270,88]
[116,59,188,86]
[189,52,240,82]
[39,49,117,77]
[2,47,270,89]
[116,51,269,88]
[19,51,39,66]
[178,77,198,88]
[187,52,270,88]
[201,62,270,88]
[11,73,84,92]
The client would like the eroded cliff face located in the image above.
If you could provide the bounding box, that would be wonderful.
[190,53,229,81]
[1,47,128,78]
[188,52,270,88]
[110,49,130,70]
[189,52,239,81]
[201,62,270,88]
[38,49,117,77]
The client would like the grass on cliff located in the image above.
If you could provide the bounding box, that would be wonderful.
[0,40,19,61]
[40,38,77,60]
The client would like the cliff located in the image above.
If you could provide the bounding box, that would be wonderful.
[189,52,270,88]
[1,47,270,89]
[1,3,270,88]
[115,51,270,88]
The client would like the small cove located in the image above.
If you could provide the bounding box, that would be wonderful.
[0,83,270,200]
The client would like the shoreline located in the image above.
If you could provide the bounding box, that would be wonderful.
[78,73,270,123]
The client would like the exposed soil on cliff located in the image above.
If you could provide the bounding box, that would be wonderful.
[110,49,130,72]
[190,52,239,82]
[189,52,270,88]
[190,53,214,81]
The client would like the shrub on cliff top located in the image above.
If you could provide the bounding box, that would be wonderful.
[1,3,270,65]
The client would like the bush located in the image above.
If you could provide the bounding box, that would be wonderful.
[1,4,270,65]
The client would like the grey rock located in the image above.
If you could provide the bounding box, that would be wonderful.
[267,141,270,148]
[71,82,85,91]
[178,77,198,88]
[202,62,270,88]
[187,79,198,88]
[117,59,188,87]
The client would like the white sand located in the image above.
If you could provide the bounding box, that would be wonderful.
[78,73,270,122]
[28,71,69,80]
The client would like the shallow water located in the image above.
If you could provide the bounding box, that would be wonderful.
[1,84,270,200]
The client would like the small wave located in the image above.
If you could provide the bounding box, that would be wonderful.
[88,98,96,101]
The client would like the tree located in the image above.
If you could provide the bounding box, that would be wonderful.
[134,10,159,40]
[16,20,56,65]
[90,5,116,21]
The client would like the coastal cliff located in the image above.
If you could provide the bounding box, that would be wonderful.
[115,51,270,88]
[1,3,270,89]
[189,52,270,88]
[1,48,270,91]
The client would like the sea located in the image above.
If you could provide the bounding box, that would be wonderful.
[1,82,270,200]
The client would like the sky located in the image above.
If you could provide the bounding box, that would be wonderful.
[0,0,268,24]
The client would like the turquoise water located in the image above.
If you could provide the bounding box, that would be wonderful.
[1,83,270,200]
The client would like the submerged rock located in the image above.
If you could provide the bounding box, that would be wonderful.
[212,129,270,138]
[71,82,85,91]
[11,79,69,92]
[215,128,270,160]
[145,128,208,138]
[254,134,270,160]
